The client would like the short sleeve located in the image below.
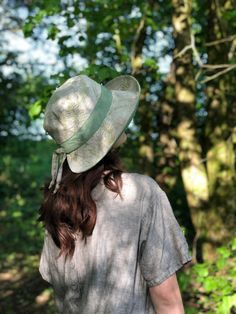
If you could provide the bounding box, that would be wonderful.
[139,182,192,287]
[39,230,52,284]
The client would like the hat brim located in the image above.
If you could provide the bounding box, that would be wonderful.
[66,75,140,173]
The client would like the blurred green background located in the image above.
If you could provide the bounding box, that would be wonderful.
[0,0,235,313]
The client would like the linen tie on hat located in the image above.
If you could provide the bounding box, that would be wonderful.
[48,148,67,193]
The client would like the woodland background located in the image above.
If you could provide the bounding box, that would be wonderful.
[0,0,236,313]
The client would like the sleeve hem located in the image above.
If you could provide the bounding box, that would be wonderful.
[146,254,192,288]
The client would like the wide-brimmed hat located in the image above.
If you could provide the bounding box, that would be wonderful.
[43,74,141,193]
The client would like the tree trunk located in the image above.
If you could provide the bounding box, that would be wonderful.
[155,67,196,253]
[171,0,209,262]
[204,0,236,251]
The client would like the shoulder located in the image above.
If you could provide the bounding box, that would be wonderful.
[121,172,164,199]
[122,173,170,218]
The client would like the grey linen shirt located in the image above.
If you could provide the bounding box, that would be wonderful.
[39,173,192,313]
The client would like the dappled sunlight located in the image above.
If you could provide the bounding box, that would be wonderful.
[0,262,56,312]
[176,124,209,213]
[207,139,235,194]
[139,144,154,162]
[35,288,52,305]
[0,269,23,282]
[182,166,209,205]
[176,87,195,103]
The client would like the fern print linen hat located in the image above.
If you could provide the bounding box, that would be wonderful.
[43,74,141,193]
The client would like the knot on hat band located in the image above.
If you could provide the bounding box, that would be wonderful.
[49,85,112,193]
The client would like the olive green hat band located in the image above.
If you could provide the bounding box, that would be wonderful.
[60,86,112,154]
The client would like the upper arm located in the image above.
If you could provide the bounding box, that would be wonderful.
[149,273,181,303]
[149,273,184,312]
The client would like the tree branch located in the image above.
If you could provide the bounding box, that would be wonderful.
[174,30,236,83]
[173,43,192,59]
[200,64,236,83]
[202,64,235,69]
[205,34,236,46]
[131,17,146,74]
[190,33,203,67]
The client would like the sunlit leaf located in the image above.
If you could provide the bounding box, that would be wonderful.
[29,100,42,119]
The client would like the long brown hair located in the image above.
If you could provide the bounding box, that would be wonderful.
[38,150,124,258]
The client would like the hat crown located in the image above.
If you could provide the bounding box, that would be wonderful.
[44,75,101,144]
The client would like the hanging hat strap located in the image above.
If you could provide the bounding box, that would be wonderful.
[48,150,59,190]
[48,147,66,194]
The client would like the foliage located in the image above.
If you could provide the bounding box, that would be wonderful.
[0,137,58,312]
[0,137,56,262]
[0,1,54,137]
[178,238,236,314]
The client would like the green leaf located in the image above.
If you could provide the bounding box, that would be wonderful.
[223,9,236,21]
[23,19,35,38]
[29,100,42,119]
[217,294,236,314]
[231,238,236,250]
[34,10,47,23]
[217,247,231,259]
[23,11,47,37]
[185,308,198,314]
[67,18,76,28]
[193,263,209,277]
[79,65,119,82]
[216,257,226,270]
[143,58,158,69]
[203,276,218,292]
[47,24,59,40]
[178,272,190,291]
[228,269,236,277]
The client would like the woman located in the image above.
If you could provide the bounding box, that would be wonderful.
[39,74,192,313]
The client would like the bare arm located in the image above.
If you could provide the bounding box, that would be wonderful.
[149,273,185,314]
